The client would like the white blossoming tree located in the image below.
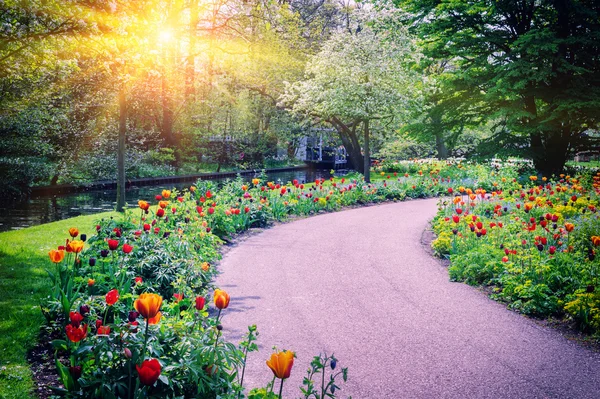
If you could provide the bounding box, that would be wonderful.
[282,7,421,182]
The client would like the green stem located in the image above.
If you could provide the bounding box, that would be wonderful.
[140,320,150,362]
[278,378,284,399]
[320,365,326,399]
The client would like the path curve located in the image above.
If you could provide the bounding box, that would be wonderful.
[217,199,600,398]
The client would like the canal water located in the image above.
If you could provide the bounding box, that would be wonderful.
[0,169,333,232]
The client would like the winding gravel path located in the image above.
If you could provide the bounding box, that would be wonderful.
[217,198,600,398]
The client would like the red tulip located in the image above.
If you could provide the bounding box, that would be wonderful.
[549,246,556,255]
[195,296,205,310]
[208,207,215,215]
[108,239,119,251]
[70,311,83,327]
[173,293,184,303]
[156,208,165,217]
[97,325,111,335]
[66,324,87,342]
[123,244,133,254]
[136,359,162,386]
[106,289,119,306]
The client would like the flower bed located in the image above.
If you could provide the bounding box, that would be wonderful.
[432,171,600,333]
[42,160,581,398]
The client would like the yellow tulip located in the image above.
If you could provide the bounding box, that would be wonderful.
[68,240,85,253]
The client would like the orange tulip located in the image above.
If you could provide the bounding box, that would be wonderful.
[266,350,294,379]
[592,236,600,246]
[67,240,85,253]
[162,190,171,199]
[68,227,79,238]
[138,200,150,211]
[49,249,65,263]
[214,289,230,309]
[134,293,163,322]
[565,223,575,232]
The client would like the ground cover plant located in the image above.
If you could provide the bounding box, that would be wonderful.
[431,167,600,333]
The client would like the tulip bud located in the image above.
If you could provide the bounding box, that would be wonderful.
[128,311,140,322]
[89,258,96,266]
[124,348,132,358]
[69,365,82,380]
[216,324,223,331]
[79,305,90,316]
[80,234,87,242]
[330,359,337,370]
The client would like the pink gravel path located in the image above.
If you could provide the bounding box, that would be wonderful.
[217,198,600,398]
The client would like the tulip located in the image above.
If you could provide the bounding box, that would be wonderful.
[138,200,150,211]
[162,190,171,199]
[68,240,84,254]
[195,296,205,310]
[122,244,133,254]
[214,289,230,310]
[97,325,111,335]
[565,223,575,232]
[69,227,79,238]
[108,239,119,251]
[135,276,143,284]
[49,249,65,263]
[79,305,90,316]
[266,350,294,379]
[100,249,109,258]
[66,324,87,342]
[592,236,600,246]
[106,289,119,306]
[89,258,96,266]
[134,293,163,322]
[69,365,82,381]
[173,293,184,303]
[70,311,84,327]
[201,262,210,272]
[136,358,162,386]
[87,278,95,286]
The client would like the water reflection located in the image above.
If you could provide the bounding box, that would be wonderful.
[0,169,333,232]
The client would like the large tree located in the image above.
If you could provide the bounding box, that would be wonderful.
[283,7,419,181]
[396,0,600,174]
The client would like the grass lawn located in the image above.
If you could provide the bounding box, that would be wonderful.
[0,212,118,399]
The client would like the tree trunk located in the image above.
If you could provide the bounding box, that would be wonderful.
[363,119,370,183]
[432,112,448,159]
[329,117,364,173]
[435,131,448,159]
[116,86,127,213]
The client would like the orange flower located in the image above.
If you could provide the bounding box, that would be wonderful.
[162,190,171,199]
[592,236,600,246]
[138,200,150,211]
[159,200,169,209]
[49,249,65,263]
[201,262,210,272]
[565,223,575,232]
[134,293,163,322]
[266,350,294,379]
[252,178,260,185]
[68,227,79,238]
[213,289,230,309]
[67,240,84,254]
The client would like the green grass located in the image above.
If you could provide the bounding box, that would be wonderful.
[0,212,118,399]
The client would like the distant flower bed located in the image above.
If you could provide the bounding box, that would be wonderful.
[432,171,600,333]
[43,160,563,397]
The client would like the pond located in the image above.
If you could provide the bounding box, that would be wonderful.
[0,168,334,232]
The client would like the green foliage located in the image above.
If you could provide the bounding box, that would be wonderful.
[397,0,600,174]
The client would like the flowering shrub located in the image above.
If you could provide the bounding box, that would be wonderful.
[432,170,600,331]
